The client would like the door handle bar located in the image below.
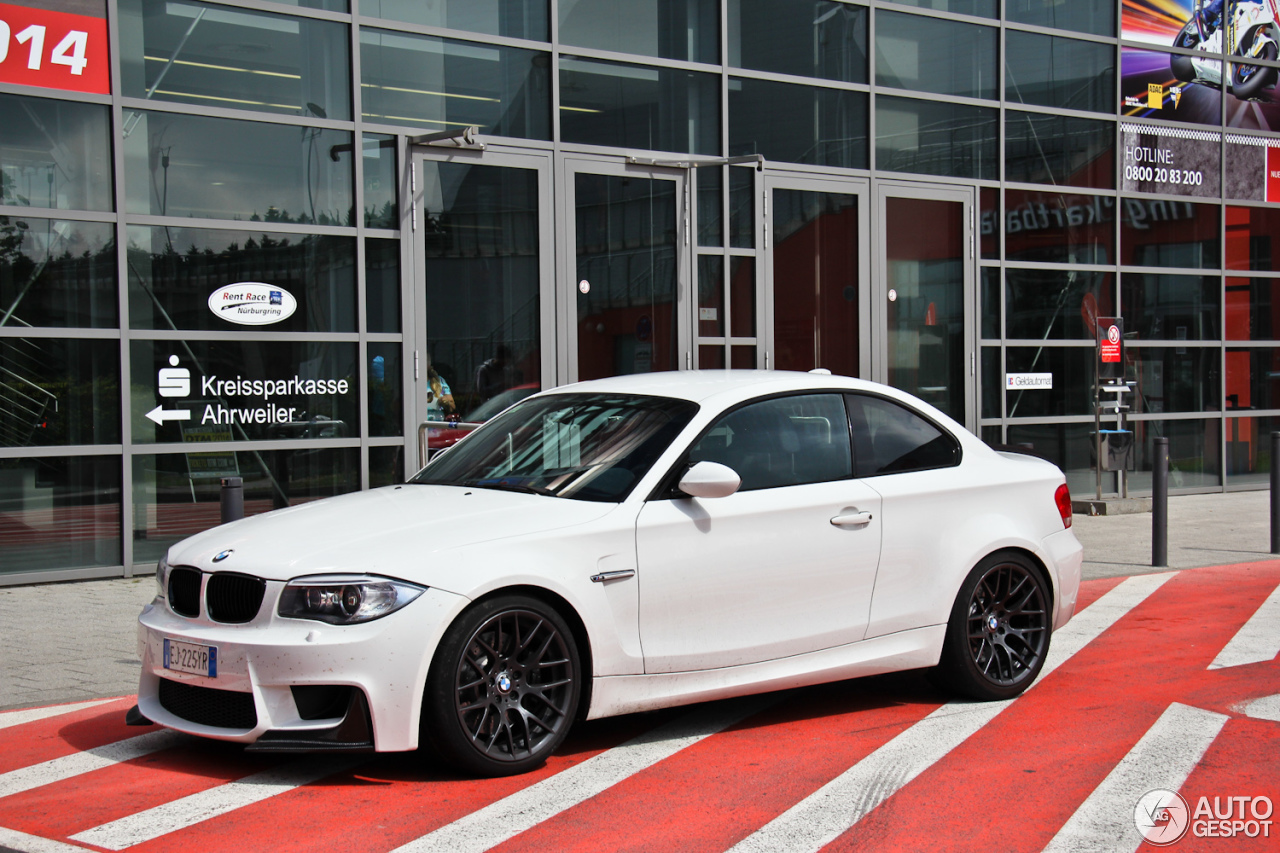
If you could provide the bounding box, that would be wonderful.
[830,511,873,527]
[591,569,636,583]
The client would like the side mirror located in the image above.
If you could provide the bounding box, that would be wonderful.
[678,461,741,499]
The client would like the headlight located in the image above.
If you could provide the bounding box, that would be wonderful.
[278,575,426,625]
[155,553,170,600]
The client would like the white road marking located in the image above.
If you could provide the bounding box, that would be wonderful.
[727,571,1177,853]
[0,825,92,853]
[69,757,362,850]
[392,694,779,853]
[1209,581,1280,669]
[1043,703,1227,853]
[0,700,117,731]
[1239,693,1280,722]
[0,730,187,800]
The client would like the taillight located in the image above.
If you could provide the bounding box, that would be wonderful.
[1054,483,1072,528]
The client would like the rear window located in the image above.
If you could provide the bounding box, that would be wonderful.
[846,394,960,476]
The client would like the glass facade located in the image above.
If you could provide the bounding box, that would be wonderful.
[3,0,1280,582]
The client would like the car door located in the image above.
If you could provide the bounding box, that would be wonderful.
[844,392,966,639]
[634,393,883,674]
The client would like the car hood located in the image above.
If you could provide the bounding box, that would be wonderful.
[166,485,619,583]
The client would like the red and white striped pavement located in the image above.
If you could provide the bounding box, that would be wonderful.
[0,563,1276,853]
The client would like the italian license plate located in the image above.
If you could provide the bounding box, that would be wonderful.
[163,638,218,678]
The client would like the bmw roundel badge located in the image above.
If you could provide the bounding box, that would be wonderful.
[212,549,233,563]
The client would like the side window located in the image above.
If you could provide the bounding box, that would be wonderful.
[688,394,852,491]
[846,394,961,476]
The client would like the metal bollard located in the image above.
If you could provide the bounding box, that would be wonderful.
[220,476,244,524]
[1271,432,1280,555]
[1152,437,1168,567]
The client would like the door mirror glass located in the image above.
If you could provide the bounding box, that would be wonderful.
[678,461,742,499]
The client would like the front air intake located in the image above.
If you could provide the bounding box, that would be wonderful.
[158,678,257,729]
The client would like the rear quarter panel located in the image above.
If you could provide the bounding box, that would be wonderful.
[864,449,1073,639]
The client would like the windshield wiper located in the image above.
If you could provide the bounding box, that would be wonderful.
[466,479,555,496]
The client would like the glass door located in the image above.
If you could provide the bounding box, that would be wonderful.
[875,182,975,427]
[410,147,554,438]
[561,158,688,382]
[763,174,870,377]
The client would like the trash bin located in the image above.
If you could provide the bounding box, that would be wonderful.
[1092,429,1134,471]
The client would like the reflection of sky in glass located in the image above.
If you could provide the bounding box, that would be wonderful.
[124,111,353,224]
[1121,47,1222,125]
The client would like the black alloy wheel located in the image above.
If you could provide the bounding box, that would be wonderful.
[933,552,1051,701]
[423,595,580,777]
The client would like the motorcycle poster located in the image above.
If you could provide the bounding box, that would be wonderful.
[1122,46,1223,126]
[1121,0,1280,130]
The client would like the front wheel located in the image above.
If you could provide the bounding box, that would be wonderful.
[1171,23,1202,82]
[422,595,581,777]
[932,552,1051,701]
[1231,39,1279,101]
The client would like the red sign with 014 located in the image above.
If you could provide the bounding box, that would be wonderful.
[0,2,109,95]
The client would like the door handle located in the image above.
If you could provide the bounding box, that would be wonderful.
[590,569,636,583]
[830,511,873,527]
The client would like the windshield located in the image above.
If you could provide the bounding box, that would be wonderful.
[411,393,698,501]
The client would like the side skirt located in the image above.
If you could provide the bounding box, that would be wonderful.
[585,624,946,720]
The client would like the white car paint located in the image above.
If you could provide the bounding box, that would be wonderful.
[136,370,1083,752]
[635,477,883,672]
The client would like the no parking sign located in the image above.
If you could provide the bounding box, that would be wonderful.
[1097,317,1124,381]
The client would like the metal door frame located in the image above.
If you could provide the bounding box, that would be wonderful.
[872,179,977,430]
[406,142,556,472]
[557,155,691,384]
[760,172,872,376]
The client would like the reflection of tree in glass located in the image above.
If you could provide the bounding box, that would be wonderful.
[1,217,115,328]
[365,200,397,229]
[1,213,118,447]
[0,171,29,207]
[245,206,353,227]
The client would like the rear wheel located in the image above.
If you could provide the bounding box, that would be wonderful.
[422,595,581,777]
[1231,40,1279,101]
[933,552,1051,701]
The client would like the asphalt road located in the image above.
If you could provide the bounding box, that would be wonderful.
[0,491,1275,713]
[0,561,1276,852]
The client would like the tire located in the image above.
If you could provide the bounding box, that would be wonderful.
[932,552,1051,701]
[1231,40,1279,101]
[1171,24,1201,83]
[422,595,581,777]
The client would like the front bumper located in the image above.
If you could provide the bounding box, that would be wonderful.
[136,586,466,752]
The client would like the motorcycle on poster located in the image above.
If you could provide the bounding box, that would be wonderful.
[1169,0,1279,100]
